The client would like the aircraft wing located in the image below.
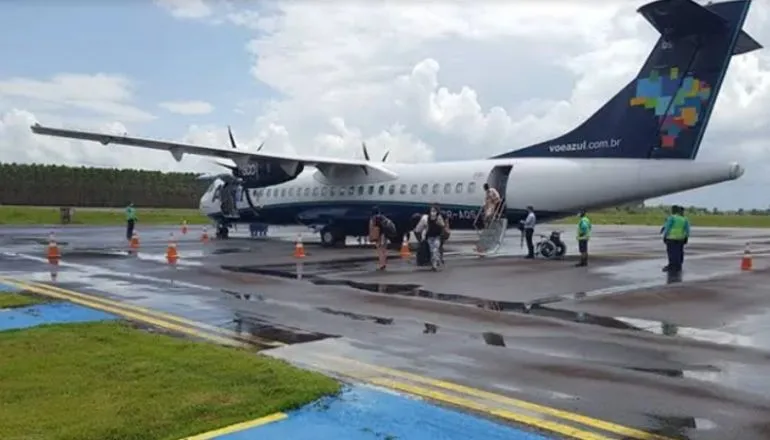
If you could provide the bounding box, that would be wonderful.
[29,123,399,181]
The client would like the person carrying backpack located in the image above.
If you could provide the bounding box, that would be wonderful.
[369,206,396,270]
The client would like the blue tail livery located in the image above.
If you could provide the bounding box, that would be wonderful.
[493,0,762,161]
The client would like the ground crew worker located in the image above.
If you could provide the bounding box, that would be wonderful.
[520,206,536,258]
[575,210,591,267]
[661,205,690,273]
[125,202,137,241]
[413,204,447,271]
[482,183,501,225]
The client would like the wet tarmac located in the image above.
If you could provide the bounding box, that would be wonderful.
[3,223,770,439]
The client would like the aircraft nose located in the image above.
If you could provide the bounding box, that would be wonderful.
[729,162,745,179]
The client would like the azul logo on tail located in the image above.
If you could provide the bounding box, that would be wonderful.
[630,67,712,149]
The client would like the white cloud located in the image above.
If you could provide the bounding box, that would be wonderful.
[154,0,212,19]
[159,100,214,115]
[2,0,769,209]
[0,73,154,123]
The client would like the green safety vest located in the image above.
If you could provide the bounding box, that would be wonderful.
[666,215,687,240]
[577,216,591,241]
[126,206,136,221]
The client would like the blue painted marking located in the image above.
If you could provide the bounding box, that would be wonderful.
[0,282,22,293]
[216,385,554,440]
[0,303,117,331]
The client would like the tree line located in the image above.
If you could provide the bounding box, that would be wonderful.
[0,163,210,208]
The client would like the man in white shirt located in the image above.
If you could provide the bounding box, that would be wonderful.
[520,206,536,258]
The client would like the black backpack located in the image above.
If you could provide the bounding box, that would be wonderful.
[376,215,397,238]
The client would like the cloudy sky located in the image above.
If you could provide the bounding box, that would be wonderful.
[0,0,768,210]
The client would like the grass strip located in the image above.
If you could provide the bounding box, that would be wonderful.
[0,320,340,440]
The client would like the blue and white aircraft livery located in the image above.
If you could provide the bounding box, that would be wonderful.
[30,0,762,247]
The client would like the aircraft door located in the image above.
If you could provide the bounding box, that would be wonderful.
[219,181,240,219]
[486,165,512,206]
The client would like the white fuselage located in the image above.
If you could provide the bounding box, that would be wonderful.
[199,157,744,227]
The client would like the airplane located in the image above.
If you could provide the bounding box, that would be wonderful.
[30,0,762,250]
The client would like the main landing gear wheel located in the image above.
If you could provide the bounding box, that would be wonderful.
[320,226,345,248]
[216,224,230,239]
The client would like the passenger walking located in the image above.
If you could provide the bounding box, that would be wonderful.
[369,207,396,271]
[575,210,591,267]
[482,183,502,225]
[125,202,137,241]
[661,205,690,273]
[413,204,447,271]
[520,206,536,258]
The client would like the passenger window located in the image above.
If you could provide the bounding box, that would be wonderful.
[358,185,365,196]
[421,184,428,195]
[266,188,272,197]
[281,188,287,197]
[399,184,407,195]
[410,184,418,195]
[443,183,451,194]
[368,185,374,195]
[455,183,463,193]
[321,186,328,196]
[313,187,320,197]
[288,188,294,197]
[348,185,355,196]
[468,182,476,193]
[304,187,310,197]
[330,186,336,196]
[388,185,395,195]
[256,189,264,197]
[339,187,346,196]
[378,185,385,195]
[432,183,440,194]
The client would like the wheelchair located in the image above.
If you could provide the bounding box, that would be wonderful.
[534,230,567,259]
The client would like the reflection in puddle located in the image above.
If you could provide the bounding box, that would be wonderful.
[316,306,394,325]
[234,313,339,345]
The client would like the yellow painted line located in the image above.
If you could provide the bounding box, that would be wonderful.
[179,412,288,440]
[7,278,284,348]
[1,279,243,348]
[370,378,613,440]
[324,355,674,440]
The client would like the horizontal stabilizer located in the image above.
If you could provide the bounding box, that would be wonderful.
[734,30,763,55]
[638,0,727,39]
[638,0,727,37]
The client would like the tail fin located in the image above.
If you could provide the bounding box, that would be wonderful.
[494,0,762,160]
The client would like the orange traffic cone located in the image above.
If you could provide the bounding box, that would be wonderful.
[741,243,753,271]
[294,234,305,258]
[47,232,60,265]
[201,227,209,243]
[166,233,179,265]
[129,232,140,251]
[181,220,188,235]
[400,238,411,259]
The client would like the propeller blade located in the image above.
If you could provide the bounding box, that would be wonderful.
[257,142,265,151]
[227,125,238,149]
[362,142,370,161]
[381,151,390,162]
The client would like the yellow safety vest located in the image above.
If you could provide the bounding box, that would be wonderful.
[577,216,591,241]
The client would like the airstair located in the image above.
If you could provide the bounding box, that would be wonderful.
[219,182,241,220]
[473,200,508,256]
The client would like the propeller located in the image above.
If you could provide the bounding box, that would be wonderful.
[362,141,390,162]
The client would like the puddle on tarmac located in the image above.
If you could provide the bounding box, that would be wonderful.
[212,248,252,255]
[232,313,339,344]
[316,306,394,325]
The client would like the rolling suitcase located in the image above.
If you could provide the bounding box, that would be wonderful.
[416,239,431,266]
